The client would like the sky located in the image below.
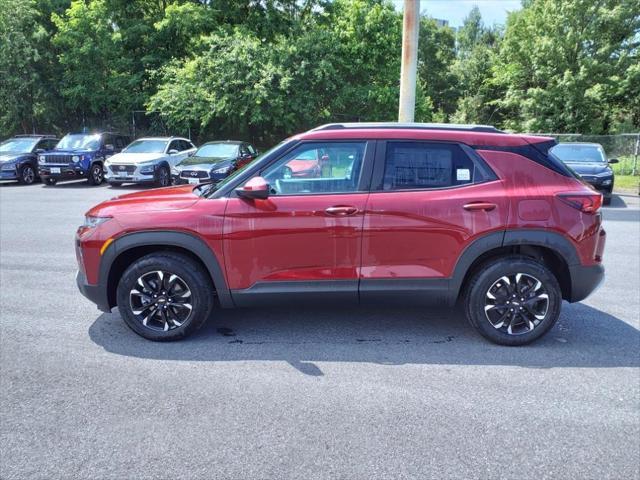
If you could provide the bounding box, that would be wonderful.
[393,0,523,28]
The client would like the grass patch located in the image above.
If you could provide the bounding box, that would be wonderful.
[615,175,639,192]
[611,155,638,175]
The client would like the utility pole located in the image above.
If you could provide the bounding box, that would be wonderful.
[398,0,420,122]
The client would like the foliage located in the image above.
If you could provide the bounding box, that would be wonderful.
[0,0,638,140]
[494,0,640,133]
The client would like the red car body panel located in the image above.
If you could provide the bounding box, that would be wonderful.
[361,180,509,279]
[222,194,368,290]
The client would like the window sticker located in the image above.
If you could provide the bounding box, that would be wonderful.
[456,168,471,181]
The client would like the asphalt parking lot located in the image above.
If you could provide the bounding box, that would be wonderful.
[1,180,639,480]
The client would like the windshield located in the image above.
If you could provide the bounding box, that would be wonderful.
[0,138,38,153]
[551,144,606,163]
[196,143,239,158]
[56,134,101,151]
[124,139,168,154]
[201,140,287,197]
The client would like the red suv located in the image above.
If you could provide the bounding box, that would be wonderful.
[76,123,606,345]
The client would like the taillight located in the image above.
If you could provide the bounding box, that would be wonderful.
[557,192,603,213]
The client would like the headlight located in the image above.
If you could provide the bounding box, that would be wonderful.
[72,155,80,163]
[140,164,156,174]
[596,170,613,177]
[601,179,612,186]
[212,165,231,174]
[1,161,17,171]
[82,215,112,228]
[104,159,111,167]
[171,167,179,175]
[39,155,45,164]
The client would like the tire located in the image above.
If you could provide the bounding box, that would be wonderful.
[44,177,57,186]
[463,255,562,346]
[18,164,36,185]
[155,165,170,187]
[116,252,214,341]
[87,163,104,185]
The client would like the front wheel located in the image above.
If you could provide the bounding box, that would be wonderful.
[116,252,214,341]
[463,256,562,346]
[87,163,104,185]
[155,166,170,187]
[18,164,37,185]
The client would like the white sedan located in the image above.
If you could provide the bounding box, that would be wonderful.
[104,137,196,187]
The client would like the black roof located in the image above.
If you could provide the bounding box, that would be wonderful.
[13,134,57,139]
[201,140,245,145]
[312,122,504,134]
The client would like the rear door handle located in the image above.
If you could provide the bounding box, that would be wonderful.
[463,202,497,211]
[325,205,358,216]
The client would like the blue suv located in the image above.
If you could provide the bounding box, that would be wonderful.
[38,132,130,185]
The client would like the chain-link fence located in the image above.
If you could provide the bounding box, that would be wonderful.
[533,133,640,176]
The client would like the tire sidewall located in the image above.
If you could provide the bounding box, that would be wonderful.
[19,164,36,184]
[116,253,213,341]
[88,163,104,185]
[466,258,562,346]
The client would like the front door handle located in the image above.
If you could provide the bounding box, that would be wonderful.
[325,205,358,216]
[463,202,497,211]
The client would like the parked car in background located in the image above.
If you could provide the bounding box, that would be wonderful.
[105,137,196,187]
[76,123,606,346]
[551,142,618,205]
[38,132,129,186]
[173,140,258,185]
[0,135,58,185]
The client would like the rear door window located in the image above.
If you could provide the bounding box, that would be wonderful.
[380,142,491,190]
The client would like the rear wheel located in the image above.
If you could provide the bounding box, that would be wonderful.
[87,163,104,185]
[155,165,170,187]
[463,256,562,346]
[18,164,36,185]
[116,252,214,341]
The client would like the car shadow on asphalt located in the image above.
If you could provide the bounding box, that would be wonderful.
[88,302,639,376]
[605,194,627,208]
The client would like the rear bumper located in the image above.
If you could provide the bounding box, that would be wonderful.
[76,270,111,312]
[568,263,605,302]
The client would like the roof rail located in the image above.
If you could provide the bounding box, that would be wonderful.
[14,133,57,138]
[312,122,504,134]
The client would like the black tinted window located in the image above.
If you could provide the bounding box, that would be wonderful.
[382,142,478,190]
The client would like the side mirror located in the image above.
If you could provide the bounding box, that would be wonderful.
[105,144,114,151]
[236,176,269,200]
[188,151,196,157]
[168,149,179,155]
[608,158,619,164]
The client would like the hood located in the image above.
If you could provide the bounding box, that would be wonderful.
[107,152,165,164]
[87,185,201,216]
[48,149,96,155]
[177,155,233,168]
[565,162,612,175]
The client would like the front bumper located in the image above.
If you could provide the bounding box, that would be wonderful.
[105,165,156,184]
[39,164,86,181]
[581,176,613,196]
[76,270,111,312]
[568,263,605,302]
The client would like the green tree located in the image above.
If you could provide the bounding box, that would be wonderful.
[0,0,50,135]
[450,8,503,125]
[494,0,640,133]
[52,0,135,122]
[418,17,458,120]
